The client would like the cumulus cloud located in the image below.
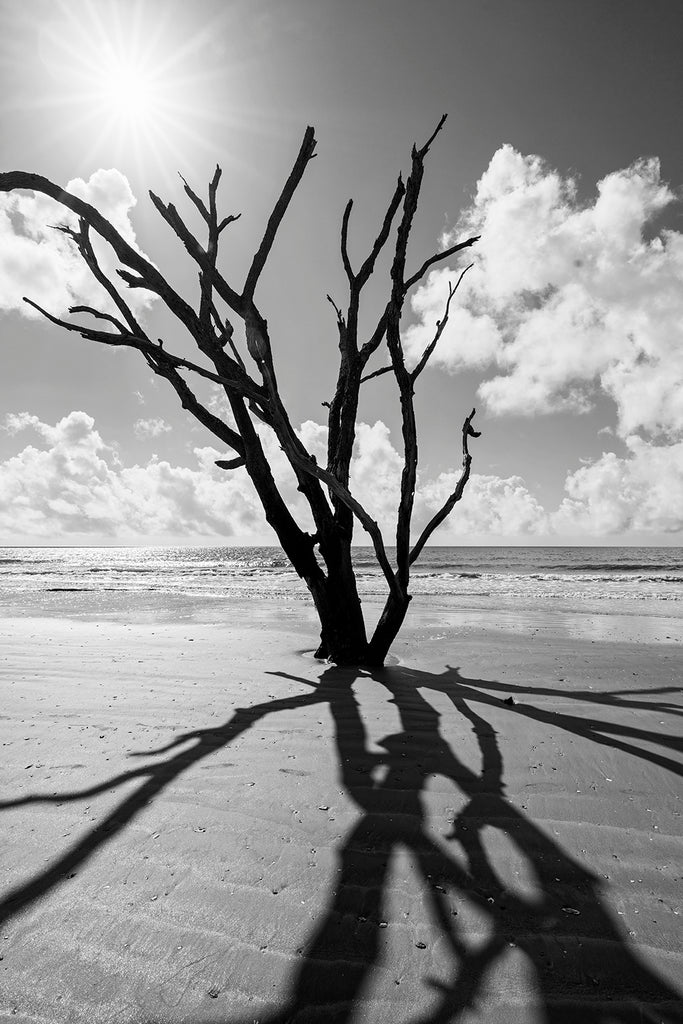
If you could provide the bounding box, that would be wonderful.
[0,168,156,321]
[0,410,552,543]
[417,471,549,538]
[403,266,502,373]
[554,437,683,534]
[3,410,679,543]
[404,146,683,440]
[0,410,336,542]
[350,421,404,523]
[134,417,172,439]
[0,411,262,540]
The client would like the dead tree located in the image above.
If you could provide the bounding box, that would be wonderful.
[0,116,480,665]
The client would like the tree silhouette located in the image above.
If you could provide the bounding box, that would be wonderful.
[0,117,479,665]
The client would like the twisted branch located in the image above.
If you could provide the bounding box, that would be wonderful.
[409,408,480,565]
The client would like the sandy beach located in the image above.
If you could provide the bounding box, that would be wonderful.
[0,595,681,1023]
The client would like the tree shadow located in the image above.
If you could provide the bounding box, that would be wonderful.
[1,662,681,1022]
[247,664,682,1023]
[0,688,329,925]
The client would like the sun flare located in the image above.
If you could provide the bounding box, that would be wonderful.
[18,0,239,185]
[96,58,160,124]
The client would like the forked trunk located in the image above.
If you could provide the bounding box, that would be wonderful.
[310,579,368,664]
[309,574,411,668]
[305,542,368,664]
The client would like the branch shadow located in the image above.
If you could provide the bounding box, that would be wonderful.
[245,664,682,1023]
[0,687,327,926]
[1,662,681,1022]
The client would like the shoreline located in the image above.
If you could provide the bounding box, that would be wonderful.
[1,601,681,1021]
[0,588,680,650]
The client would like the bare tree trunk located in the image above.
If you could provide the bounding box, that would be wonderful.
[300,528,366,662]
[367,591,412,666]
[310,581,367,663]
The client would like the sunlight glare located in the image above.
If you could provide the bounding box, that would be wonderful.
[5,0,258,188]
[96,57,159,124]
[22,0,244,185]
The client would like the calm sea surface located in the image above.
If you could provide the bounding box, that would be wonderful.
[1,546,682,608]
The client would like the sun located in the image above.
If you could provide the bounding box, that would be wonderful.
[95,57,160,125]
[37,3,179,131]
[31,3,189,177]
[15,0,241,186]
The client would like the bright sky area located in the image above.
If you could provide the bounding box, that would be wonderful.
[1,0,682,546]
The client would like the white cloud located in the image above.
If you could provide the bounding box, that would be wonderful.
[404,146,683,440]
[554,437,683,534]
[3,411,44,436]
[0,410,262,540]
[417,471,549,538]
[134,417,172,439]
[0,410,551,543]
[2,411,680,544]
[0,168,156,321]
[350,421,404,523]
[403,267,502,373]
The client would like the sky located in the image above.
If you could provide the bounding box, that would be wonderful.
[1,0,682,547]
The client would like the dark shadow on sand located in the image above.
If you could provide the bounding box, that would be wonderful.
[1,662,681,1022]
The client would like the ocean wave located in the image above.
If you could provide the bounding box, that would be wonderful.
[45,587,96,592]
[87,566,156,573]
[2,546,683,608]
[539,561,683,573]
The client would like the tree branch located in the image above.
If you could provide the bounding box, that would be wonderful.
[149,189,244,315]
[326,293,345,326]
[151,361,245,455]
[53,219,145,337]
[178,172,211,225]
[355,176,406,289]
[116,269,148,289]
[0,172,200,337]
[211,305,245,369]
[22,298,265,404]
[203,165,241,235]
[360,364,392,384]
[68,304,127,333]
[242,126,317,301]
[28,293,246,462]
[379,116,465,587]
[340,200,354,283]
[323,175,407,515]
[404,235,479,291]
[409,408,480,565]
[284,446,401,601]
[415,113,448,158]
[410,264,473,381]
[359,307,389,364]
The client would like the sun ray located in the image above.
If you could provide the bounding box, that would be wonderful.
[0,0,258,188]
[0,0,317,205]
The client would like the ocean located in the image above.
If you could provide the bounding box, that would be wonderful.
[1,545,682,608]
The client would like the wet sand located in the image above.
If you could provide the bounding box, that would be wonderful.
[0,597,681,1022]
